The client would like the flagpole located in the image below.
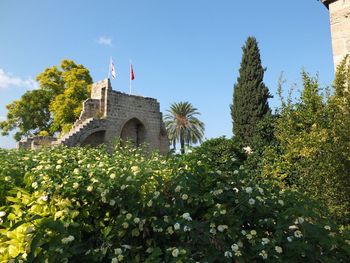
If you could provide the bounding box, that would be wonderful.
[129,59,132,95]
[108,57,111,80]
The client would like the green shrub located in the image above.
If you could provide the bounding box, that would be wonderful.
[192,137,244,173]
[0,145,349,262]
[261,65,350,224]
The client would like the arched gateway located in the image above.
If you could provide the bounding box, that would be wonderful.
[120,118,146,147]
[18,79,169,154]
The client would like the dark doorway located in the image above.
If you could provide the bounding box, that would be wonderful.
[120,118,146,147]
[81,130,106,147]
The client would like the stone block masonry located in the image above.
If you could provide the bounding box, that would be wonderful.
[18,78,170,154]
[322,0,350,70]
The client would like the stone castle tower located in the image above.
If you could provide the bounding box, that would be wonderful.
[322,0,350,69]
[18,79,170,154]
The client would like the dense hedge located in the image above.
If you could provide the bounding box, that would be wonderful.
[0,145,349,262]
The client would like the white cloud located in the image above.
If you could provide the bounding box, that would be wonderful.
[0,69,38,90]
[97,36,113,47]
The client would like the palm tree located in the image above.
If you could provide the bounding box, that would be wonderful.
[164,102,205,154]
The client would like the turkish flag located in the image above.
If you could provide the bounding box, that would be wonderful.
[130,64,135,80]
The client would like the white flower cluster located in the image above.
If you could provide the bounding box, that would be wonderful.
[182,212,192,221]
[181,194,188,200]
[212,189,223,196]
[245,187,253,194]
[243,146,253,155]
[275,246,283,254]
[32,182,38,189]
[294,217,304,225]
[167,247,186,258]
[224,251,232,258]
[172,248,179,257]
[248,198,255,205]
[174,222,180,230]
[289,224,303,238]
[217,225,228,232]
[231,242,242,256]
[261,237,270,245]
[167,226,174,235]
[259,249,268,259]
[183,225,191,232]
[61,235,75,244]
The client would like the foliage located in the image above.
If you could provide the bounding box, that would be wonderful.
[261,63,350,224]
[0,60,92,140]
[242,114,278,179]
[164,102,205,154]
[0,89,53,141]
[193,137,245,172]
[230,36,272,145]
[49,60,92,133]
[0,145,350,262]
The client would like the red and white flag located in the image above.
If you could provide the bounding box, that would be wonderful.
[110,58,116,79]
[130,64,135,80]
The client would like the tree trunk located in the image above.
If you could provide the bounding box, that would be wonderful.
[180,132,185,154]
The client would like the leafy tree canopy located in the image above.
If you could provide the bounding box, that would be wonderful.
[49,60,93,133]
[0,60,92,140]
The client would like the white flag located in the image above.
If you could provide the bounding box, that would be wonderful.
[110,58,116,79]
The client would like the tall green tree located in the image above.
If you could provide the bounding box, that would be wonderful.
[164,102,204,154]
[231,36,271,145]
[0,60,92,140]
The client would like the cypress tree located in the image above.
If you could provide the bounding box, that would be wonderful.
[231,36,271,144]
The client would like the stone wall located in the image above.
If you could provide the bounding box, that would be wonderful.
[80,130,106,147]
[91,79,109,117]
[31,136,57,150]
[101,83,169,153]
[322,0,350,69]
[78,99,101,121]
[17,136,57,150]
[17,78,169,154]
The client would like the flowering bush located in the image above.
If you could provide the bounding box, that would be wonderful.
[0,144,349,262]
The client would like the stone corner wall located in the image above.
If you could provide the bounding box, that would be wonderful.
[17,136,57,150]
[325,0,350,70]
[91,78,111,99]
[77,99,101,123]
[17,138,33,149]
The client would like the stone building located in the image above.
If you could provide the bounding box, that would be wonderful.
[18,79,169,154]
[322,0,350,69]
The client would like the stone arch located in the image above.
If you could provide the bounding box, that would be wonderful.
[120,118,146,147]
[80,129,106,147]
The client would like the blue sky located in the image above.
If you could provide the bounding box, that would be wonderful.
[0,0,333,148]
